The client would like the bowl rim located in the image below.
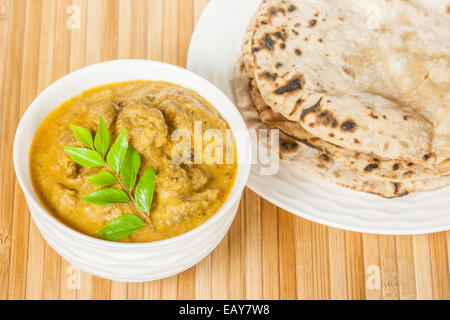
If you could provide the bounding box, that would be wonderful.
[13,59,251,248]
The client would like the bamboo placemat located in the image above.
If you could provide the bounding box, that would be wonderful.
[0,0,449,300]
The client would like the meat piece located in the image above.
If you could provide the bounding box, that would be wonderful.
[187,166,210,191]
[51,183,78,207]
[156,161,191,198]
[115,103,168,154]
[152,189,220,231]
[152,197,201,230]
[95,89,116,101]
[188,189,221,207]
[53,130,82,179]
[159,100,193,133]
[65,158,79,178]
[85,100,120,130]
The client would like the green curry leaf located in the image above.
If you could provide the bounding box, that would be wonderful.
[135,166,156,214]
[87,171,118,187]
[120,145,141,191]
[106,129,128,173]
[64,147,105,167]
[70,125,94,149]
[82,188,130,206]
[67,122,157,237]
[94,117,110,158]
[94,215,146,241]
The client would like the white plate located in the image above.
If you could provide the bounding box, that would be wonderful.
[187,0,450,234]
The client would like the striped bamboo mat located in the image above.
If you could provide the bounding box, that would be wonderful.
[0,0,448,300]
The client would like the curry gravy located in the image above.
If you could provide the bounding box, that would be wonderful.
[30,81,237,242]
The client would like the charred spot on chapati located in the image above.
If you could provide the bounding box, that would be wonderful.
[369,112,378,119]
[403,171,413,178]
[281,140,298,152]
[364,163,379,172]
[262,72,278,80]
[274,76,304,95]
[340,120,356,132]
[264,33,274,50]
[273,31,283,39]
[300,97,322,121]
[298,138,319,150]
[423,153,432,161]
[394,182,400,193]
[393,184,410,197]
[317,110,338,128]
[320,154,330,162]
[287,98,304,117]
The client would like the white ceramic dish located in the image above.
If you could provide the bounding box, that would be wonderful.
[187,0,450,235]
[14,59,251,282]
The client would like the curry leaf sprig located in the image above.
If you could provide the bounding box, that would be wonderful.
[64,117,156,241]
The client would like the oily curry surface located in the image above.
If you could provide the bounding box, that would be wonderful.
[30,81,237,242]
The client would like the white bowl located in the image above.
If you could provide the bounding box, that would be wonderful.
[13,60,251,282]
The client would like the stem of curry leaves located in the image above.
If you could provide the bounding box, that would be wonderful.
[104,163,152,225]
[66,117,154,228]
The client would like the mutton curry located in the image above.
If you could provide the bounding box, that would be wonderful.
[30,81,237,242]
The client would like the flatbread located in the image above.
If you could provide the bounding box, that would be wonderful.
[241,12,443,182]
[248,0,450,167]
[233,57,450,198]
[249,78,442,182]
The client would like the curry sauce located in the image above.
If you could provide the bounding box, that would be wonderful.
[30,81,237,242]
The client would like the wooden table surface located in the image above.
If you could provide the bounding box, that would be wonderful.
[0,0,449,300]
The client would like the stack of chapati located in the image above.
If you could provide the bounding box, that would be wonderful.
[233,0,450,198]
